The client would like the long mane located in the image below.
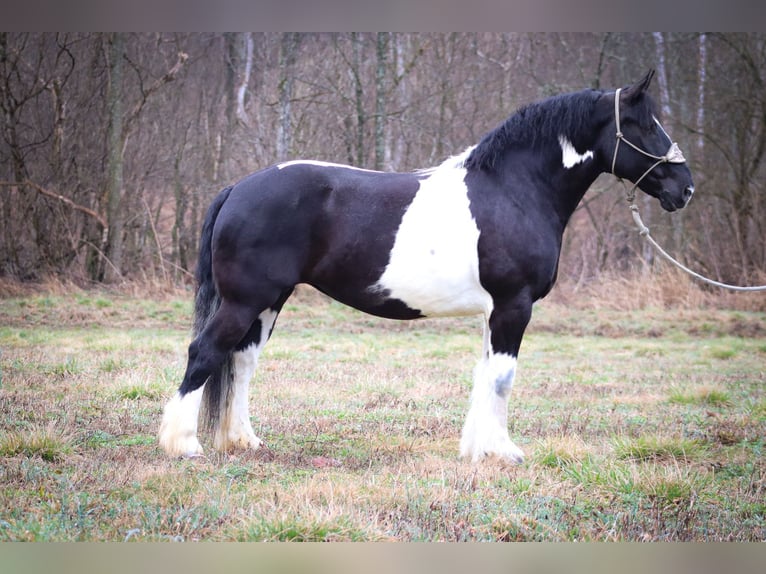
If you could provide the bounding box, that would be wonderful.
[464,88,603,172]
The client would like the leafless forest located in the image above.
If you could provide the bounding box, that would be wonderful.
[1,33,764,288]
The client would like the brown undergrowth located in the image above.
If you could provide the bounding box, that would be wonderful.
[550,267,766,312]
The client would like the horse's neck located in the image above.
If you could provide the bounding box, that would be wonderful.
[539,151,605,231]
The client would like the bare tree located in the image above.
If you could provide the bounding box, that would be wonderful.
[696,33,707,153]
[236,33,254,128]
[351,33,366,167]
[102,33,188,281]
[276,33,301,162]
[1,33,764,288]
[374,32,389,171]
[103,33,125,282]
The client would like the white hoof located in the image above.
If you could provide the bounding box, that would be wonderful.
[460,423,525,464]
[213,408,263,452]
[158,391,204,458]
[490,439,526,464]
[213,427,263,453]
[158,423,204,458]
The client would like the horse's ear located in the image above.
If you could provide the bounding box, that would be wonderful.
[621,69,655,103]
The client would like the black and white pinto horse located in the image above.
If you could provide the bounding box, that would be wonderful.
[159,71,694,464]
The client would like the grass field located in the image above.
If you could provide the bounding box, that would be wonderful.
[0,284,764,541]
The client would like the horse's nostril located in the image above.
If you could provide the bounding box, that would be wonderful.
[684,185,694,201]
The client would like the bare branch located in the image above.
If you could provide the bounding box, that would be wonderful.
[0,180,107,231]
[124,49,189,133]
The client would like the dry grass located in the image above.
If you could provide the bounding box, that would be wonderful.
[1,281,765,541]
[552,267,766,312]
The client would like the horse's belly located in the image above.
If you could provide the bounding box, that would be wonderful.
[376,266,490,317]
[372,167,492,318]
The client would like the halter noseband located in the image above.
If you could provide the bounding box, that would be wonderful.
[611,88,686,200]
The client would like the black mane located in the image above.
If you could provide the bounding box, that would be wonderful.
[464,89,602,172]
[464,87,662,172]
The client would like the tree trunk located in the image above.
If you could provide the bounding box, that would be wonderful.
[104,33,124,283]
[236,32,253,127]
[435,34,457,162]
[277,33,300,162]
[172,124,189,277]
[696,33,707,154]
[374,32,388,171]
[651,32,676,265]
[352,32,365,167]
[0,33,23,275]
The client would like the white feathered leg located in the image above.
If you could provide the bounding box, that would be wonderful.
[159,386,205,457]
[460,319,524,463]
[213,309,277,452]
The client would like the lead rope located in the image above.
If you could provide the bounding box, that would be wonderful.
[626,198,766,292]
[612,89,766,292]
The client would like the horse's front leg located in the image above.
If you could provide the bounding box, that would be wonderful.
[460,296,531,464]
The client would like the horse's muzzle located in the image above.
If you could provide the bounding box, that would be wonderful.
[659,184,694,212]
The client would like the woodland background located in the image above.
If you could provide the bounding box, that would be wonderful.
[1,33,764,289]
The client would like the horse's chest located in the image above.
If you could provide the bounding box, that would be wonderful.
[373,173,492,318]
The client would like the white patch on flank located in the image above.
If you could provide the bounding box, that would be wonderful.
[559,135,594,169]
[158,386,205,457]
[373,147,492,318]
[213,309,278,452]
[276,159,381,172]
[460,350,524,463]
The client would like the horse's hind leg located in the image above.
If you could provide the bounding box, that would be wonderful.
[159,384,206,458]
[159,299,261,457]
[213,308,279,453]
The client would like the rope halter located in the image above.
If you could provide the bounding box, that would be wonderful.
[611,88,687,203]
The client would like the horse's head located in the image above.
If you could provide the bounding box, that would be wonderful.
[607,70,694,212]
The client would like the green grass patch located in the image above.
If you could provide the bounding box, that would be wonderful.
[115,382,164,401]
[0,427,74,461]
[44,357,83,378]
[669,386,732,407]
[612,435,706,462]
[238,516,372,541]
[749,400,766,420]
[99,357,132,373]
[533,436,591,468]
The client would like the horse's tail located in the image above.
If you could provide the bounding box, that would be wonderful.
[193,185,233,430]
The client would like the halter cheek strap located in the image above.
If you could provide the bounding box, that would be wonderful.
[611,88,687,199]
